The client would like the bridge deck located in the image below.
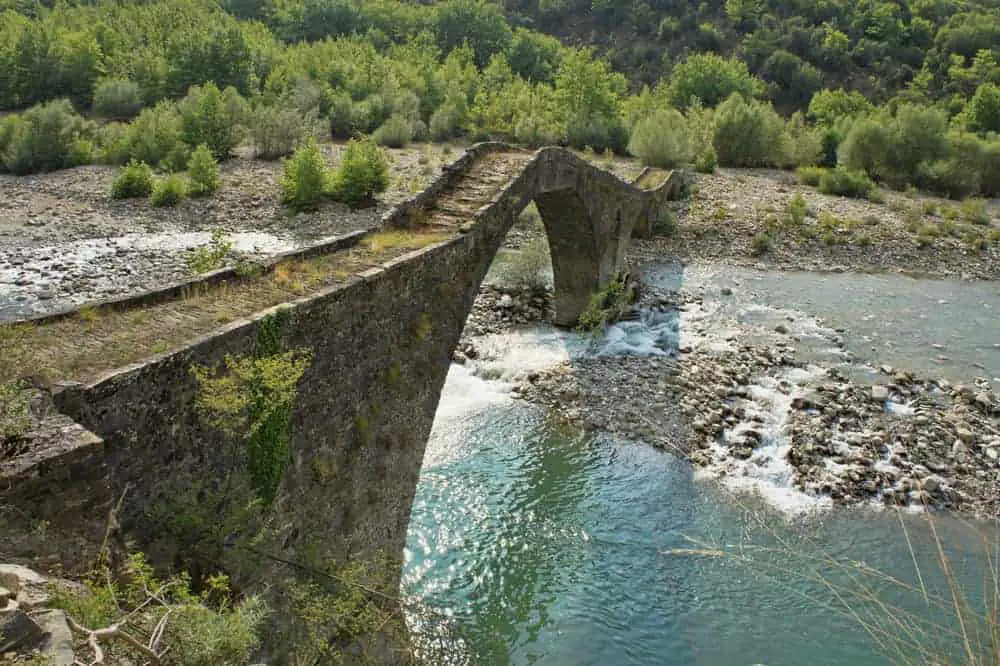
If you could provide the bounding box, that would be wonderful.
[0,149,532,386]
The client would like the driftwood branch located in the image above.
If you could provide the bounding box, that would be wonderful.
[66,616,163,665]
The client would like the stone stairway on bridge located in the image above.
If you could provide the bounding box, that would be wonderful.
[421,150,534,229]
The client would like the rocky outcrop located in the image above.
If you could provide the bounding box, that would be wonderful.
[0,564,75,665]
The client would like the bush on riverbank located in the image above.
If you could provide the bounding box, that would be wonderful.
[110,160,154,199]
[280,138,329,212]
[327,137,389,206]
[187,144,221,196]
[1,100,92,175]
[151,173,187,206]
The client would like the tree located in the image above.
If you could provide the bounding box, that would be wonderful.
[969,82,1000,134]
[807,88,875,125]
[434,0,513,68]
[667,53,763,109]
[759,50,822,111]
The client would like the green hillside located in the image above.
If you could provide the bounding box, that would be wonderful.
[1,0,999,198]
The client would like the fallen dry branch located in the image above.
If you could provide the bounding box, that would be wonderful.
[67,615,163,665]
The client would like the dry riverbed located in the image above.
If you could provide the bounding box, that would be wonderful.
[634,167,1000,280]
[0,142,460,319]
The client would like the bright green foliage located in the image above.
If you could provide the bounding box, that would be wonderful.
[187,230,232,274]
[178,83,248,160]
[187,144,221,197]
[712,93,787,167]
[372,114,414,148]
[787,191,808,225]
[49,552,266,666]
[94,122,130,165]
[819,167,876,199]
[122,102,186,169]
[628,109,691,168]
[797,166,827,186]
[555,47,628,152]
[328,137,389,206]
[429,95,468,141]
[192,343,313,505]
[110,160,154,199]
[807,89,875,126]
[93,78,143,119]
[577,273,635,333]
[2,99,92,175]
[151,173,187,207]
[667,54,762,109]
[280,138,329,212]
[968,83,1000,134]
[694,146,717,173]
[839,117,896,181]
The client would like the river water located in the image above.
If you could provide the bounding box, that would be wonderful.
[403,261,1000,665]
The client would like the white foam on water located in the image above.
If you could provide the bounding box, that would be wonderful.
[595,309,680,357]
[699,365,834,516]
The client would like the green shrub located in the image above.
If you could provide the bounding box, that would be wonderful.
[110,160,154,199]
[328,137,389,206]
[3,99,91,174]
[780,112,823,168]
[652,208,678,236]
[0,116,19,168]
[124,102,185,168]
[969,82,1000,134]
[694,146,717,173]
[248,104,314,160]
[187,144,221,197]
[352,94,392,134]
[819,167,876,199]
[712,93,786,167]
[982,139,1000,197]
[429,99,467,141]
[751,232,773,254]
[667,53,763,109]
[627,109,691,168]
[372,114,413,148]
[92,78,143,119]
[178,83,247,159]
[838,116,896,182]
[151,173,187,206]
[565,113,629,154]
[281,138,329,212]
[787,192,808,225]
[797,166,827,186]
[961,198,990,225]
[328,91,360,139]
[95,122,130,165]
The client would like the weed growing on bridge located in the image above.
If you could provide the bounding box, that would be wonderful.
[577,273,636,334]
[0,379,30,442]
[192,348,312,505]
[186,229,232,275]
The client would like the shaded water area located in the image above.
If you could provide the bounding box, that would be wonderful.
[403,261,1000,664]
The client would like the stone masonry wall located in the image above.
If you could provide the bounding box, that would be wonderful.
[3,144,678,594]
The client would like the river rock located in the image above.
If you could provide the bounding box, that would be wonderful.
[921,474,945,493]
[871,385,889,402]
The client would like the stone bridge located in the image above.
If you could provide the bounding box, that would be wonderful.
[1,144,680,606]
